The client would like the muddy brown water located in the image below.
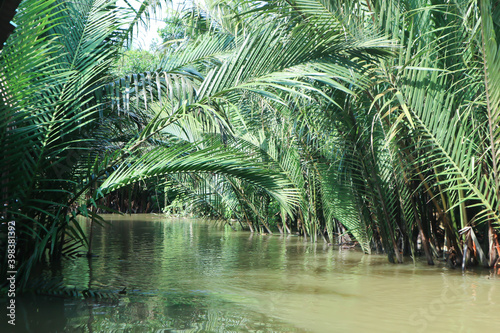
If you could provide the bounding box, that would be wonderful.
[3,214,499,332]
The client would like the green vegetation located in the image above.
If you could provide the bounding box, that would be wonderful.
[111,49,162,77]
[1,0,500,289]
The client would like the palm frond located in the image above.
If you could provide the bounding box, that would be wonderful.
[100,139,300,215]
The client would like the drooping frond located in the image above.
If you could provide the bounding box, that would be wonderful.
[100,139,301,215]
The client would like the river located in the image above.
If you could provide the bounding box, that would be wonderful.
[4,214,500,332]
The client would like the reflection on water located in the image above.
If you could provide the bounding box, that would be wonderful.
[2,214,499,332]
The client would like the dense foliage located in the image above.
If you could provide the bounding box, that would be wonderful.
[1,0,500,289]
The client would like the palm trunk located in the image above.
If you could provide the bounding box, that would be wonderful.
[488,222,500,267]
[411,195,434,265]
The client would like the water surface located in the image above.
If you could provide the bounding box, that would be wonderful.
[4,215,500,332]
